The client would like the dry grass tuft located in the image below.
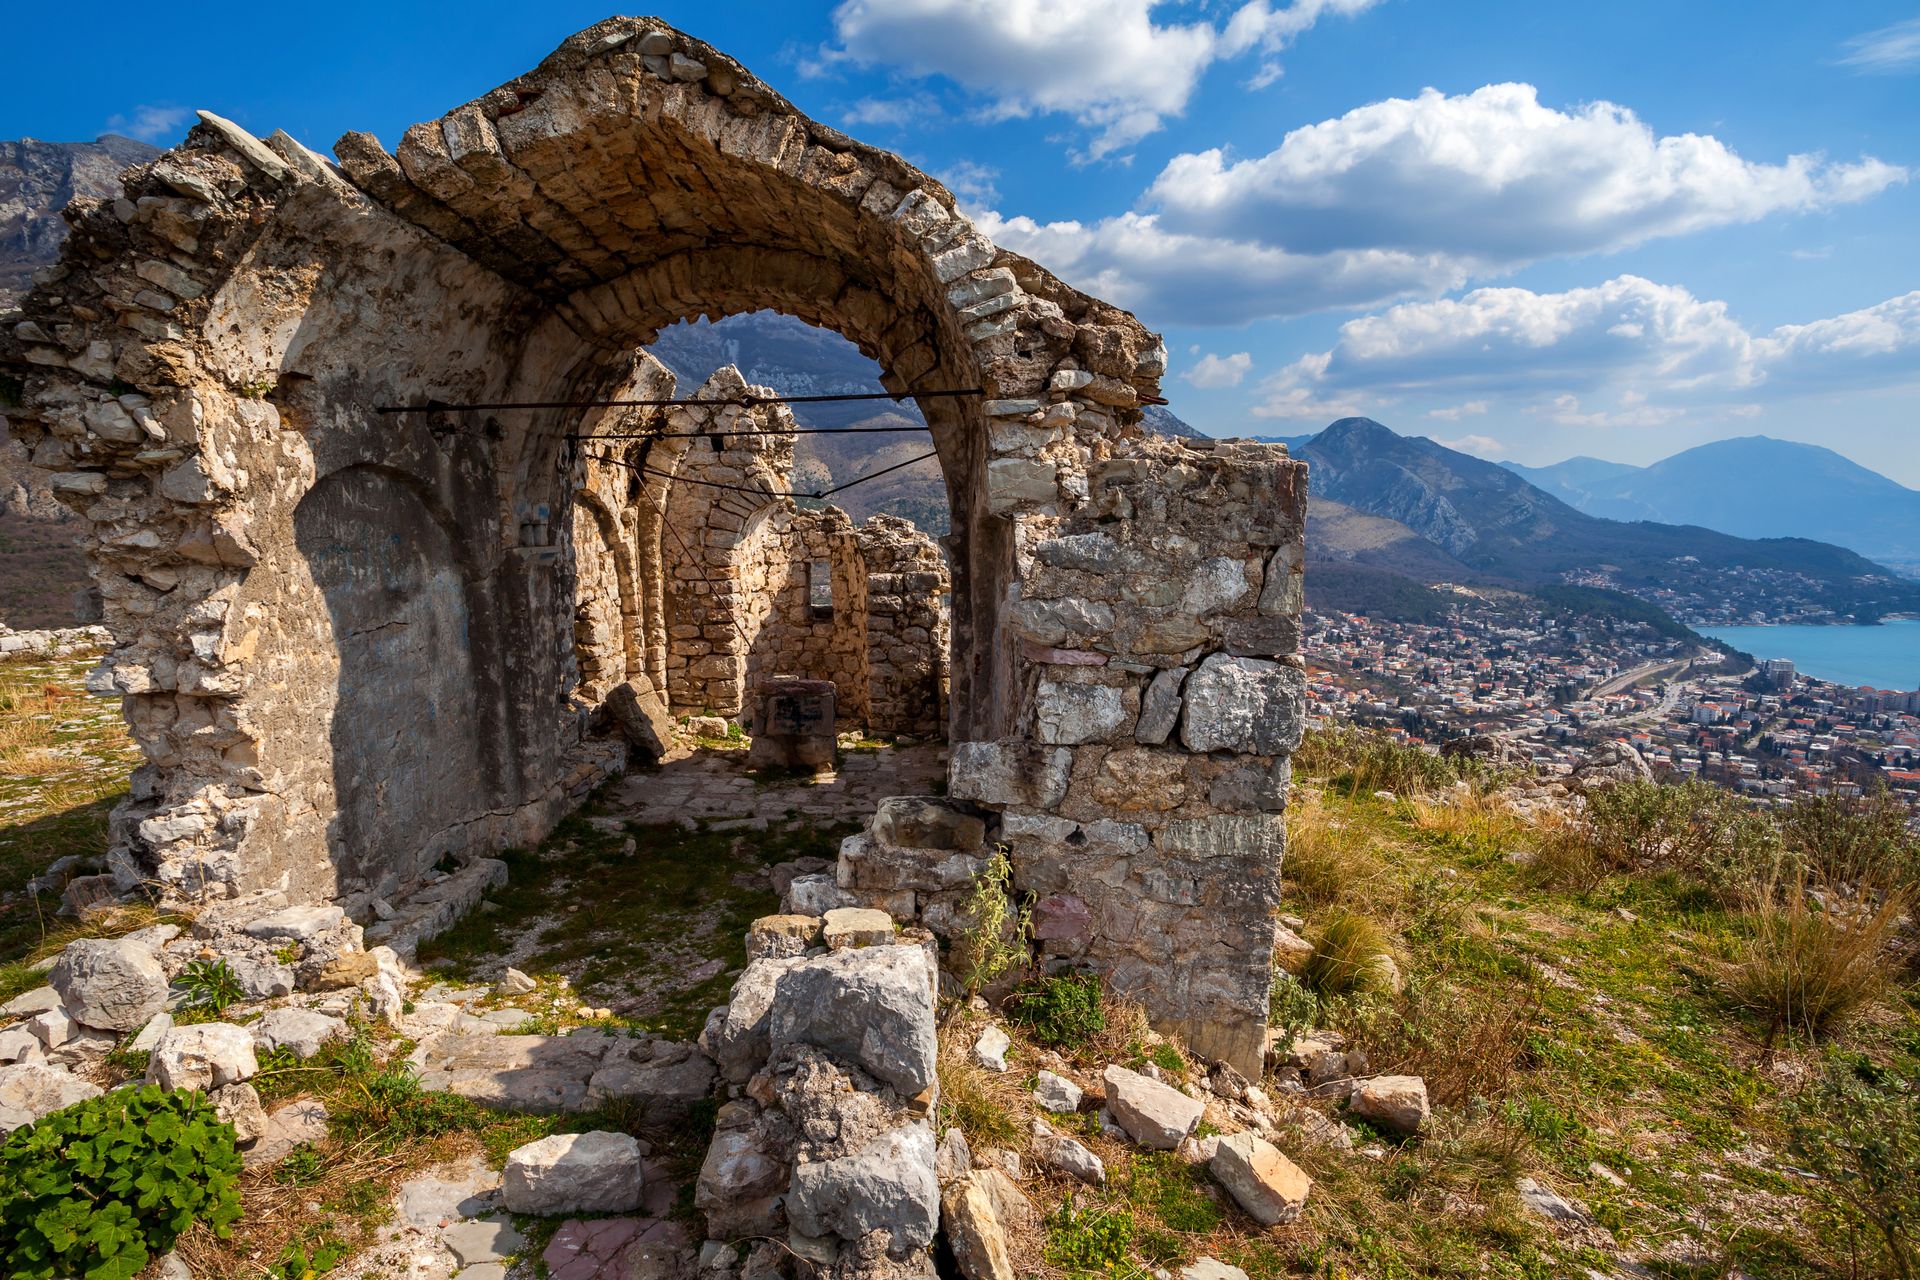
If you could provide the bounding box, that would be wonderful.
[1301,908,1393,997]
[1723,884,1907,1045]
[1284,792,1390,910]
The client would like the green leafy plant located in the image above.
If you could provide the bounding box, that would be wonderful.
[1008,971,1106,1049]
[274,1145,327,1187]
[1045,1195,1142,1278]
[0,1085,242,1280]
[1785,1056,1920,1279]
[178,957,246,1015]
[951,848,1032,994]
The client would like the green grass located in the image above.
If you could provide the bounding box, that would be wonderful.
[416,796,855,1040]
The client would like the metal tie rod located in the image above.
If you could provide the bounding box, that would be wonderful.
[376,388,985,413]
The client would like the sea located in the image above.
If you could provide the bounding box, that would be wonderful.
[1700,618,1920,692]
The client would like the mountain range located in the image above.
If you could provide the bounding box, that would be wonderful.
[1503,438,1920,576]
[1289,418,1920,624]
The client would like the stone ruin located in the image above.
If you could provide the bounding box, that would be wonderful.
[0,17,1308,1073]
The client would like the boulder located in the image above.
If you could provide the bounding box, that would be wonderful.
[1348,1075,1429,1135]
[251,1007,349,1059]
[0,1063,102,1134]
[787,1125,939,1255]
[146,1023,258,1091]
[606,679,674,760]
[1102,1064,1203,1149]
[769,946,936,1098]
[696,1128,788,1239]
[1208,1131,1312,1225]
[1032,1070,1082,1113]
[503,1131,645,1215]
[48,937,168,1031]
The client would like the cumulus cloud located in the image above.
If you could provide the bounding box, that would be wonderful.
[1182,351,1254,388]
[970,84,1904,323]
[838,94,944,129]
[1251,277,1920,421]
[826,0,1380,159]
[1837,16,1920,73]
[935,160,1001,211]
[1146,83,1905,259]
[106,105,190,144]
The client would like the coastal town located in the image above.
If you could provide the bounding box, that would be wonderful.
[1304,599,1920,813]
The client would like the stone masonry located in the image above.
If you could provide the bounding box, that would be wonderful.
[0,17,1307,1071]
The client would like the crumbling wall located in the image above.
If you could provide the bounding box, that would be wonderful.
[857,516,949,738]
[0,16,1306,1072]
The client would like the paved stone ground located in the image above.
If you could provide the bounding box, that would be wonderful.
[611,740,947,827]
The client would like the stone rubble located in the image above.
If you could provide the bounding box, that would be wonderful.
[504,1130,648,1216]
[1102,1064,1205,1150]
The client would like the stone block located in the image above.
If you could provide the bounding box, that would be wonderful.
[0,1063,102,1135]
[822,907,895,949]
[769,946,936,1097]
[1102,1065,1203,1149]
[870,797,986,852]
[1035,680,1132,745]
[49,938,168,1032]
[787,1125,938,1254]
[1208,1131,1311,1225]
[147,1023,258,1091]
[1349,1075,1429,1135]
[1179,654,1305,755]
[503,1131,645,1215]
[948,741,1071,809]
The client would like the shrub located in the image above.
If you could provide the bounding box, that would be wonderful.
[1008,971,1106,1049]
[1785,1057,1920,1278]
[1781,785,1920,895]
[177,957,246,1015]
[1722,885,1903,1045]
[1582,779,1784,904]
[1300,908,1392,997]
[0,1085,242,1280]
[1044,1195,1140,1278]
[950,848,1032,995]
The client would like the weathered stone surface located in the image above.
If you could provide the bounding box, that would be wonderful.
[148,1023,258,1091]
[1179,654,1305,755]
[1208,1131,1311,1225]
[1181,1260,1251,1280]
[1102,1065,1203,1149]
[251,1007,348,1059]
[210,1081,268,1145]
[243,904,344,943]
[700,958,798,1084]
[787,1125,938,1254]
[823,907,895,949]
[0,986,60,1018]
[445,1218,526,1267]
[697,1128,788,1238]
[0,1063,102,1134]
[1042,1134,1105,1185]
[1034,680,1131,745]
[1349,1075,1429,1135]
[246,1098,329,1167]
[769,946,936,1097]
[503,1131,645,1215]
[48,937,167,1031]
[871,798,986,852]
[942,1169,1018,1280]
[1032,1070,1082,1113]
[784,873,856,917]
[746,914,820,961]
[971,1025,1010,1073]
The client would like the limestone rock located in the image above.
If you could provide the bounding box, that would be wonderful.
[769,946,936,1097]
[787,1125,938,1255]
[503,1131,646,1215]
[1043,1134,1105,1186]
[1032,1070,1082,1113]
[1181,1261,1251,1280]
[210,1081,268,1145]
[1208,1131,1311,1225]
[935,1127,973,1184]
[246,1098,330,1167]
[1102,1065,1203,1149]
[243,904,345,944]
[697,1127,789,1239]
[497,967,538,995]
[746,914,820,961]
[942,1169,1017,1280]
[0,1063,102,1134]
[251,1007,348,1059]
[1179,654,1304,756]
[784,873,856,917]
[822,907,894,949]
[1348,1075,1429,1135]
[0,986,60,1018]
[971,1025,1010,1073]
[48,937,168,1031]
[146,1023,258,1091]
[701,958,798,1083]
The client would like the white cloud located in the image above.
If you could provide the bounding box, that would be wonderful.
[935,160,1001,211]
[838,94,944,128]
[1427,400,1488,421]
[1146,83,1905,260]
[1837,16,1920,73]
[826,0,1380,159]
[1182,351,1253,388]
[1253,277,1920,422]
[1437,433,1506,457]
[969,83,1904,323]
[106,105,190,144]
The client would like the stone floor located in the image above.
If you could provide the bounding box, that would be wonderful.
[612,740,947,827]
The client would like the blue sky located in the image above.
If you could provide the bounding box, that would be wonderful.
[8,1,1919,481]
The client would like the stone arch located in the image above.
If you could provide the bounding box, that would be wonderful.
[0,17,1310,1069]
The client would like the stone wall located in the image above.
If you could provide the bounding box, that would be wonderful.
[0,17,1307,1071]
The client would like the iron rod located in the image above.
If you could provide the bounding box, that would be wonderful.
[378,388,984,413]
